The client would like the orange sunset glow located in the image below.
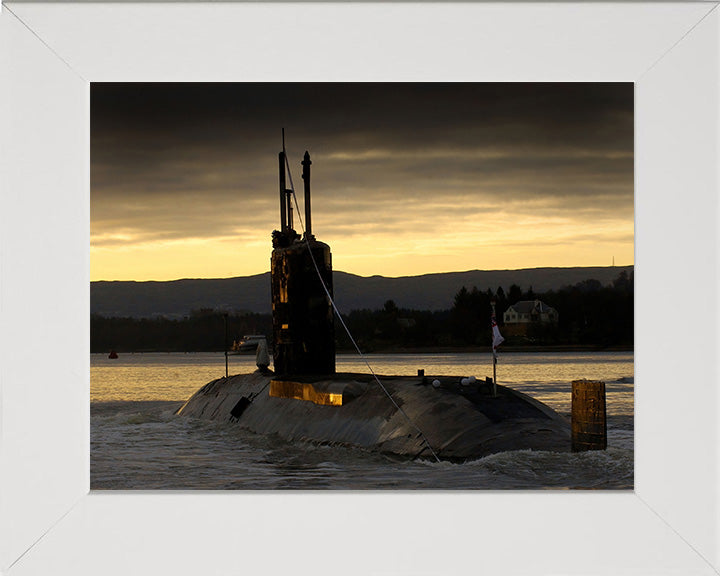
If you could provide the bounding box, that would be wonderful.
[91,83,633,281]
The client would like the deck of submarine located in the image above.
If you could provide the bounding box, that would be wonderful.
[176,371,571,461]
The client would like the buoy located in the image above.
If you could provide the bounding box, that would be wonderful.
[108,350,118,359]
[571,379,607,451]
[432,379,441,388]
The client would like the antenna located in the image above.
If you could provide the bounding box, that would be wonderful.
[278,149,287,231]
[302,151,312,239]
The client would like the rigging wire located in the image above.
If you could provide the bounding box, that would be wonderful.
[281,144,441,463]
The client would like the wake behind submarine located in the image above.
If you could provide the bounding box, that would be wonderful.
[177,145,572,461]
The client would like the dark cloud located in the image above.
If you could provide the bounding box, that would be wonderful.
[91,82,633,274]
[91,83,633,158]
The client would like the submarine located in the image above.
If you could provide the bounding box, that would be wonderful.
[177,145,572,461]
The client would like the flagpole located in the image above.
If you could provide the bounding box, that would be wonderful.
[493,350,497,397]
[491,299,497,397]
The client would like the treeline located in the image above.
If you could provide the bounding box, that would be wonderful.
[91,271,633,353]
[91,309,272,353]
[339,270,633,351]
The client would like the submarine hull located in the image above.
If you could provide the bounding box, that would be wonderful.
[176,372,571,461]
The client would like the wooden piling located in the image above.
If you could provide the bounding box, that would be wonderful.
[571,379,607,451]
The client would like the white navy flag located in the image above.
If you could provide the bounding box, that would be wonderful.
[491,314,505,352]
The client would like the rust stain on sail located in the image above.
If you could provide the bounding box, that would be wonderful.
[269,379,343,406]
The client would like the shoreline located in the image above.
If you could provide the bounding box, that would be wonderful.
[339,344,634,354]
[92,344,634,355]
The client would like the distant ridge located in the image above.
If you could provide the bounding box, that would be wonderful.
[91,266,633,319]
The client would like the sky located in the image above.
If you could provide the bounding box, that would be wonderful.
[91,83,634,281]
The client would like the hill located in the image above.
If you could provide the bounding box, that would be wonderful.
[91,265,633,319]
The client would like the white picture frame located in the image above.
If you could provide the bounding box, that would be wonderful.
[1,2,718,575]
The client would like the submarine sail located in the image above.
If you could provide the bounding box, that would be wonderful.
[271,149,335,377]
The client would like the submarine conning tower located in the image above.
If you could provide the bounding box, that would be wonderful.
[271,149,335,377]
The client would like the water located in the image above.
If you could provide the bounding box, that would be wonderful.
[91,351,634,490]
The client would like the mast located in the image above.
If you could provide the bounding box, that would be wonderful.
[302,151,313,239]
[278,151,287,232]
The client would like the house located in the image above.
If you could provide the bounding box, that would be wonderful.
[503,300,558,336]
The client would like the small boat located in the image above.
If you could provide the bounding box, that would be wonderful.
[231,335,267,354]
